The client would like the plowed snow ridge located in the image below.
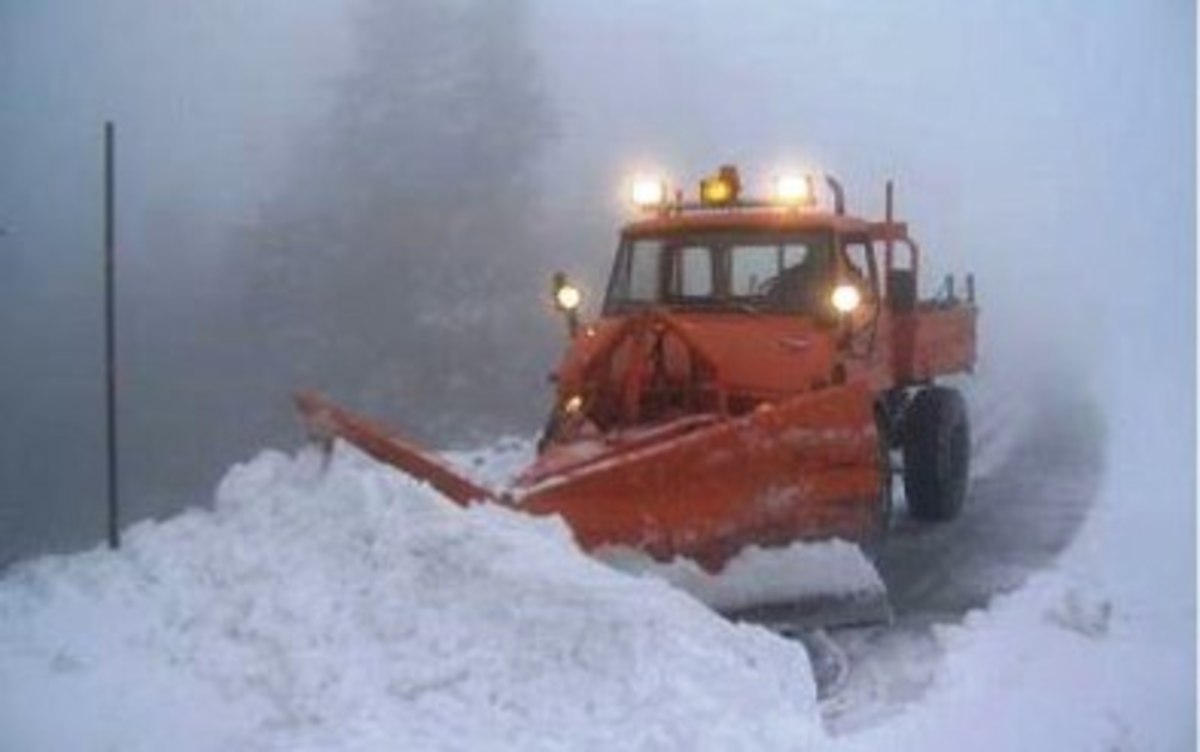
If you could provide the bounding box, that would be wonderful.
[0,444,827,752]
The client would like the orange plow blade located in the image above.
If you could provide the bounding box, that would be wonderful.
[513,385,883,571]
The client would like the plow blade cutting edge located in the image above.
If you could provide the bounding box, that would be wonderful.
[294,387,892,630]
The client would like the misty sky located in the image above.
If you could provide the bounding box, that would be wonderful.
[1,0,1194,560]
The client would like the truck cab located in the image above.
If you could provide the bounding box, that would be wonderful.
[607,203,886,313]
[548,168,975,444]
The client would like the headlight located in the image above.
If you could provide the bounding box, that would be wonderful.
[562,395,584,414]
[555,284,582,311]
[831,284,862,314]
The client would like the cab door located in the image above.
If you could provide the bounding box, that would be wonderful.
[838,234,891,390]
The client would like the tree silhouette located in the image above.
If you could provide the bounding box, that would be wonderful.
[243,0,555,442]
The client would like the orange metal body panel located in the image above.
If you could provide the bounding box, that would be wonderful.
[515,385,881,571]
[559,313,839,406]
[624,209,910,248]
[836,306,978,391]
[891,305,978,382]
[625,209,877,237]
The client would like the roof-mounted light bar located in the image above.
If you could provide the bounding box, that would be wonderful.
[626,165,848,215]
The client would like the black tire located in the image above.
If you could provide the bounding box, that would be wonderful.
[861,410,894,559]
[535,409,560,454]
[903,386,970,522]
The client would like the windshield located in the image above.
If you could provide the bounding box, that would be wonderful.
[603,231,833,314]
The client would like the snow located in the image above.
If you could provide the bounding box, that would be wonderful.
[596,541,885,616]
[829,358,1195,749]
[0,442,828,752]
[831,545,1192,751]
[961,372,1033,482]
[0,360,1192,750]
[443,435,536,490]
[830,573,1166,750]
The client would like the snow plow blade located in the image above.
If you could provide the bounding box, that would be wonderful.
[514,387,884,564]
[294,390,494,505]
[517,385,892,629]
[294,386,891,629]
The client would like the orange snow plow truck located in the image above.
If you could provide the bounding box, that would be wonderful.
[297,165,977,628]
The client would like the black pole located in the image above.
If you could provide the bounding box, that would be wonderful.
[104,121,120,550]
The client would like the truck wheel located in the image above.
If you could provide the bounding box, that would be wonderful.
[862,420,894,559]
[903,387,969,522]
[535,409,560,454]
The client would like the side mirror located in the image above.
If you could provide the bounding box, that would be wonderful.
[886,269,916,313]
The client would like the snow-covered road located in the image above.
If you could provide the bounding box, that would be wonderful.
[818,382,1103,731]
[884,385,1100,620]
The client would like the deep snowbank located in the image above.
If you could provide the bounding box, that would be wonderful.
[833,565,1190,751]
[832,354,1194,748]
[0,444,827,752]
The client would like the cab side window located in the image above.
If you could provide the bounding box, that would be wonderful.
[842,237,878,297]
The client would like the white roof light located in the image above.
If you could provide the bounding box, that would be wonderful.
[631,176,667,207]
[773,174,815,206]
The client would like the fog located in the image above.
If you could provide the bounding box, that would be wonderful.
[0,0,1193,564]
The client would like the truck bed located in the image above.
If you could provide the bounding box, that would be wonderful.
[891,303,977,383]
